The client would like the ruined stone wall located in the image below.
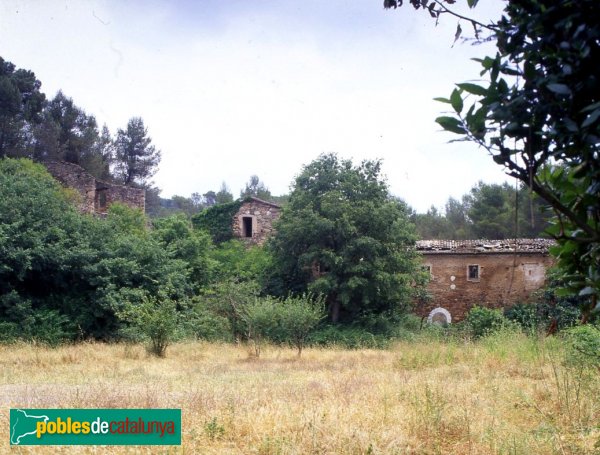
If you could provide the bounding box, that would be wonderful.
[44,161,97,213]
[96,183,146,215]
[44,160,145,215]
[232,198,281,245]
[416,252,555,321]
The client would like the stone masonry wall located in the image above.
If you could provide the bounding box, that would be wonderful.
[96,183,145,215]
[44,160,97,213]
[416,252,555,321]
[232,198,281,245]
[44,160,145,215]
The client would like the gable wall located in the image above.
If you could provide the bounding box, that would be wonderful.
[232,199,281,245]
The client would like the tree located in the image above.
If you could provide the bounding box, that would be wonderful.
[203,190,217,207]
[465,182,515,239]
[444,196,471,239]
[240,175,272,200]
[431,0,600,318]
[413,205,451,240]
[215,182,233,204]
[268,153,423,323]
[114,117,161,188]
[0,57,45,158]
[38,91,107,177]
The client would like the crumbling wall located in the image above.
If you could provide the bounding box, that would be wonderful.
[44,161,96,213]
[44,160,145,215]
[96,182,145,215]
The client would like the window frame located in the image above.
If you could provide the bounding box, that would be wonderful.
[467,264,480,282]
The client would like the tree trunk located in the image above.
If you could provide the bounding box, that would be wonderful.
[329,299,340,324]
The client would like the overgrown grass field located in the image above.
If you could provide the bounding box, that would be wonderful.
[1,332,599,454]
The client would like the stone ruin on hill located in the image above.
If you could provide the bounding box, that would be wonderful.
[43,160,145,215]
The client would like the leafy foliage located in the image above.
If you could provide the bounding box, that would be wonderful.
[413,181,550,240]
[240,175,272,201]
[564,324,600,369]
[465,306,508,339]
[114,117,161,188]
[268,153,423,323]
[192,200,243,244]
[242,294,326,357]
[0,57,45,158]
[0,158,211,342]
[433,0,600,317]
[116,290,182,357]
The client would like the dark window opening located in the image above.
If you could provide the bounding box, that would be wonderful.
[422,265,432,275]
[468,265,480,281]
[242,216,253,238]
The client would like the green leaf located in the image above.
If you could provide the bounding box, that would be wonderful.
[450,88,463,114]
[579,286,596,297]
[435,116,466,135]
[581,101,600,113]
[457,83,488,97]
[433,97,451,104]
[582,108,600,128]
[547,83,572,96]
[555,287,575,297]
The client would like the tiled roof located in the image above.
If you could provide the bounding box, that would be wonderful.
[416,238,555,254]
[243,196,281,209]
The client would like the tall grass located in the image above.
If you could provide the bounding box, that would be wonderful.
[0,332,598,454]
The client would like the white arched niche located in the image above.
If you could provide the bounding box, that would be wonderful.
[427,307,452,325]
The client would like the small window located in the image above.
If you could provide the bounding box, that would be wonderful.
[242,216,253,238]
[467,264,480,281]
[422,265,432,275]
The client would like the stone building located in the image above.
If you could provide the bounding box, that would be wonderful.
[416,239,555,323]
[44,160,145,215]
[232,197,281,245]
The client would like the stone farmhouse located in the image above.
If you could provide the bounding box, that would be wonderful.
[228,200,554,321]
[416,239,555,323]
[44,160,145,215]
[232,197,282,245]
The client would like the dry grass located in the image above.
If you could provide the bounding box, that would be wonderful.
[1,332,599,454]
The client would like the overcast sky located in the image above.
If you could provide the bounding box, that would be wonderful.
[0,0,511,212]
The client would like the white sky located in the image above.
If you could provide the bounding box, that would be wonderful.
[0,0,512,212]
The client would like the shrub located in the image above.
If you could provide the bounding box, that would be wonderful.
[242,294,326,356]
[564,324,600,369]
[183,302,233,342]
[307,325,391,349]
[465,306,508,339]
[275,294,326,356]
[504,303,539,333]
[505,300,582,334]
[203,280,261,342]
[116,292,181,357]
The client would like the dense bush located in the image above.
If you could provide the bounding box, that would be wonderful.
[242,294,325,356]
[505,301,582,333]
[191,200,243,244]
[564,324,600,369]
[465,306,509,339]
[308,325,392,349]
[116,290,183,357]
[0,158,211,343]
